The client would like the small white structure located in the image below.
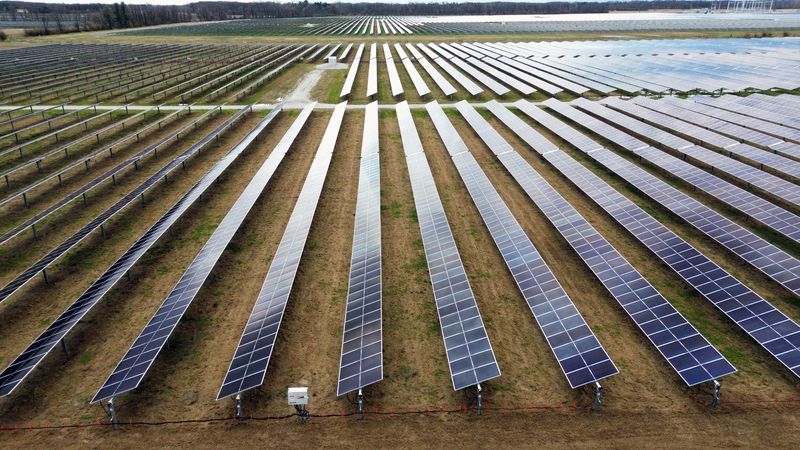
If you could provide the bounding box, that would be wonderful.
[327,56,337,67]
[288,387,308,405]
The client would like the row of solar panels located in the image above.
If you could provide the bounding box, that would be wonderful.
[335,39,799,100]
[2,95,800,406]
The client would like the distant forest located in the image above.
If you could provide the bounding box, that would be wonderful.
[2,0,800,36]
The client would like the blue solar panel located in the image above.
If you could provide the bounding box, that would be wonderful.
[544,99,800,297]
[396,100,500,390]
[573,98,800,210]
[0,106,286,398]
[217,102,345,400]
[337,102,383,396]
[428,101,617,389]
[456,100,734,386]
[0,106,247,306]
[497,100,800,380]
[92,103,316,404]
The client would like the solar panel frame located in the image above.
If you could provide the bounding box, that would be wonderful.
[217,102,347,400]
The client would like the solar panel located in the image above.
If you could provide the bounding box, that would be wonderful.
[697,95,800,130]
[366,44,377,98]
[382,44,403,97]
[666,97,800,144]
[543,101,800,293]
[466,57,534,95]
[428,101,618,389]
[339,43,353,61]
[573,98,800,210]
[417,57,457,97]
[496,100,800,380]
[399,55,431,97]
[501,56,588,95]
[448,56,509,96]
[0,106,249,306]
[480,56,560,95]
[603,97,800,181]
[458,100,734,386]
[404,43,424,60]
[0,105,288,398]
[396,101,500,390]
[217,102,347,400]
[91,104,317,404]
[630,96,791,152]
[337,101,383,396]
[430,56,483,97]
[340,43,364,98]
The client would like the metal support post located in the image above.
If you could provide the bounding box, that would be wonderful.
[592,382,603,411]
[476,383,483,416]
[711,380,721,409]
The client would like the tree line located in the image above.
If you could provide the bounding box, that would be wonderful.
[2,0,799,36]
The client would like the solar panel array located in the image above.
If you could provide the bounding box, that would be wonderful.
[217,102,346,400]
[630,96,800,160]
[396,101,500,390]
[496,100,800,380]
[395,44,430,97]
[366,44,378,98]
[337,102,383,396]
[340,43,364,98]
[543,99,800,296]
[92,104,316,403]
[382,44,404,97]
[572,98,800,211]
[0,106,286,397]
[417,43,483,97]
[458,100,734,386]
[406,44,457,97]
[427,101,617,389]
[0,106,250,306]
[602,97,800,182]
[666,96,800,145]
[129,14,800,37]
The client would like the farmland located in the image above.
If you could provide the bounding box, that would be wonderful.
[1,13,800,448]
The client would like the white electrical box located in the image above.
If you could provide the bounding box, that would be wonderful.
[288,387,308,405]
[327,56,337,66]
